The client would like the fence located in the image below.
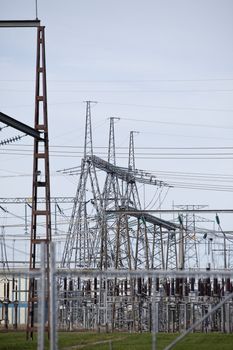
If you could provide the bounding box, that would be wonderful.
[1,243,233,350]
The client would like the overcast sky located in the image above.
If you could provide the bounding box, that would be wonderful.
[0,0,233,238]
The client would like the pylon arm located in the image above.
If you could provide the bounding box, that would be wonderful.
[0,20,40,27]
[90,155,170,187]
[110,206,178,231]
[0,111,42,140]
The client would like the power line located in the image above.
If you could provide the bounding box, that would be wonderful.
[2,168,233,187]
[2,145,233,156]
[6,144,233,150]
[1,150,233,160]
[2,88,233,93]
[100,101,233,113]
[135,168,233,179]
[3,147,233,155]
[1,100,233,114]
[120,117,233,130]
[2,78,233,82]
[1,151,233,159]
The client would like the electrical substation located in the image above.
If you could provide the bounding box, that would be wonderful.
[0,6,233,350]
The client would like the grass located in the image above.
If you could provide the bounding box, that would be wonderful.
[0,331,233,349]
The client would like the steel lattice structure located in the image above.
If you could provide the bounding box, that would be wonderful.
[61,104,176,271]
[58,103,183,330]
[26,25,52,339]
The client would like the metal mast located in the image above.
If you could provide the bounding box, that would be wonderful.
[127,131,149,269]
[175,205,204,269]
[125,131,141,209]
[84,101,94,158]
[107,117,119,165]
[61,101,102,269]
[101,118,121,269]
[59,102,104,330]
[128,130,137,171]
[114,131,140,270]
[27,26,52,339]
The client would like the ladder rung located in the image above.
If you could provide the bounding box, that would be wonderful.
[33,210,48,215]
[31,238,49,244]
[36,124,46,131]
[37,96,44,101]
[36,181,46,187]
[35,153,45,158]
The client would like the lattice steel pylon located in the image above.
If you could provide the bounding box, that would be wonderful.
[58,102,105,331]
[124,131,141,209]
[61,101,103,269]
[175,205,203,269]
[101,117,122,269]
[27,26,52,339]
[90,130,175,271]
[114,131,142,270]
[166,230,178,269]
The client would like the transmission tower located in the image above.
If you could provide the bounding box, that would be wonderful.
[101,117,122,269]
[0,19,52,340]
[175,205,207,269]
[61,101,103,269]
[27,25,52,339]
[124,131,141,209]
[59,102,105,330]
[112,131,142,270]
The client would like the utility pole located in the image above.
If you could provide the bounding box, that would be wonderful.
[216,214,227,269]
[178,215,184,270]
[27,25,52,340]
[0,19,51,341]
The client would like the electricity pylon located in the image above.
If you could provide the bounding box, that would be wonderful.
[61,101,103,269]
